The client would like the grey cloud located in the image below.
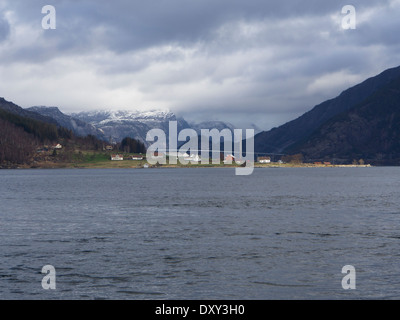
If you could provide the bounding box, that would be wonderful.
[0,14,10,42]
[1,0,399,130]
[4,0,392,55]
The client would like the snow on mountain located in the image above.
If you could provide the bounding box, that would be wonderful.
[72,109,175,125]
[71,109,191,145]
[27,106,236,146]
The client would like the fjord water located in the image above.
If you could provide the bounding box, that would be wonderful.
[1,167,400,299]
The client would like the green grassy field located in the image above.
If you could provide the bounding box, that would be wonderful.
[25,150,371,169]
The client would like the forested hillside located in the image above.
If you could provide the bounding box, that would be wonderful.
[0,106,103,167]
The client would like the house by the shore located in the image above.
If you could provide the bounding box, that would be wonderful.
[131,155,144,160]
[223,154,235,163]
[258,156,271,163]
[111,154,124,161]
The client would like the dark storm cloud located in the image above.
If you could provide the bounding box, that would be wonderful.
[2,0,392,56]
[1,0,399,129]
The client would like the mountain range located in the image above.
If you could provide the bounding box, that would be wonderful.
[70,109,189,145]
[28,106,106,140]
[25,107,236,147]
[2,64,400,165]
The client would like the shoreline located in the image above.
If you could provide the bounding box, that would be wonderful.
[1,162,373,170]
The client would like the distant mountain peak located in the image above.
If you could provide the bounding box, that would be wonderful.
[29,106,63,114]
[0,99,58,125]
[12,104,236,147]
[27,106,106,139]
[189,120,236,133]
[71,108,176,125]
[69,108,236,145]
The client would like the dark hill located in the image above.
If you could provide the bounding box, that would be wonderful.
[27,106,107,140]
[0,98,106,167]
[0,97,58,125]
[286,76,400,165]
[254,66,400,154]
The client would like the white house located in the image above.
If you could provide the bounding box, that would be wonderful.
[131,155,144,160]
[258,156,271,163]
[111,154,124,161]
[183,154,201,163]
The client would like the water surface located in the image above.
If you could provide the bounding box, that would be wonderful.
[1,167,400,299]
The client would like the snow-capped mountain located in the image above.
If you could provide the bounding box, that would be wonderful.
[71,109,192,145]
[27,106,107,139]
[28,106,237,146]
[71,109,176,125]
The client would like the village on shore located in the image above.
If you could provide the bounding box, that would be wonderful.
[11,142,371,169]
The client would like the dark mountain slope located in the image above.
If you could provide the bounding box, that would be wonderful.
[28,106,106,139]
[286,76,400,164]
[0,98,107,167]
[0,97,58,125]
[0,105,66,142]
[0,117,40,165]
[254,66,400,153]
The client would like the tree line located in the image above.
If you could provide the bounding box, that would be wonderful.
[118,137,146,154]
[0,108,72,142]
[0,108,108,166]
[0,118,39,165]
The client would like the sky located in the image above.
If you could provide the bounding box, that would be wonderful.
[0,0,400,130]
